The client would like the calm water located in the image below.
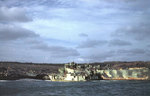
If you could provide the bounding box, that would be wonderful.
[0,79,150,96]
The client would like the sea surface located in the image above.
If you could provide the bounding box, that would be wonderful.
[0,79,150,96]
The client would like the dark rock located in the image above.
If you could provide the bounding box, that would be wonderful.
[35,74,50,80]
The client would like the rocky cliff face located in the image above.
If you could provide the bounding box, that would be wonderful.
[0,62,63,80]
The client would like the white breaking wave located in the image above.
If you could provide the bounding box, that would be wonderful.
[0,80,10,82]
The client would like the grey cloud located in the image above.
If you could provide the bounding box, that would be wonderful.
[125,0,150,10]
[114,24,150,41]
[83,48,150,62]
[78,39,107,48]
[1,0,150,11]
[0,24,39,41]
[0,7,32,22]
[79,33,88,37]
[82,48,150,62]
[147,44,150,47]
[32,43,80,57]
[0,36,79,62]
[82,50,115,62]
[105,0,150,10]
[117,49,146,55]
[109,39,132,46]
[115,48,150,61]
[0,0,78,8]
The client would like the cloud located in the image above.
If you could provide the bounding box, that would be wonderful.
[0,7,32,22]
[147,44,150,47]
[1,0,150,11]
[77,39,107,48]
[82,50,115,62]
[117,49,146,55]
[0,24,39,41]
[31,43,80,57]
[114,48,150,61]
[0,0,78,8]
[0,0,150,63]
[114,24,150,41]
[82,48,150,62]
[124,0,150,10]
[109,39,132,46]
[79,33,88,37]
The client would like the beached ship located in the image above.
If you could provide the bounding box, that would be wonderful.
[48,62,150,81]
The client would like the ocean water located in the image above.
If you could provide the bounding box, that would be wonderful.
[0,79,150,96]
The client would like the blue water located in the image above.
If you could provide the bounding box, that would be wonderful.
[0,79,150,96]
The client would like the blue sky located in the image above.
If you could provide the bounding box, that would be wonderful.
[0,0,150,63]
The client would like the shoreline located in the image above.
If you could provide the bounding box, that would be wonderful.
[1,61,150,80]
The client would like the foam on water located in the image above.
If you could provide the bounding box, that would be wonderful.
[0,80,10,82]
[15,79,43,82]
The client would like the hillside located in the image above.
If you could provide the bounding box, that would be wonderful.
[0,61,150,80]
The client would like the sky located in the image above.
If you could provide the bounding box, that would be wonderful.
[0,0,150,63]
